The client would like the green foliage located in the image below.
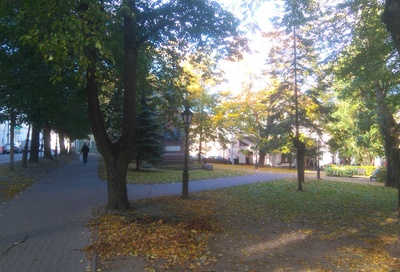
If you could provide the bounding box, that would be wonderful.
[134,97,164,165]
[362,166,378,176]
[325,164,356,177]
[326,100,384,164]
[376,168,387,183]
[325,165,376,177]
[0,1,90,141]
[324,0,397,176]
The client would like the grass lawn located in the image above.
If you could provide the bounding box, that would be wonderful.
[123,163,297,184]
[90,177,400,271]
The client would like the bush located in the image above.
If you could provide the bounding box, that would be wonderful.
[325,165,356,177]
[376,168,387,183]
[363,166,376,176]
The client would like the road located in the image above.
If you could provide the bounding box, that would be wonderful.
[0,153,22,163]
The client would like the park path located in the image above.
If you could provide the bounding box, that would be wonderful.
[0,155,106,272]
[0,154,330,272]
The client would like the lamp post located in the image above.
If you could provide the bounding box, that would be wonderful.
[181,105,193,198]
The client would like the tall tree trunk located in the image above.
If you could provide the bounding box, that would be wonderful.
[258,150,266,166]
[293,138,305,191]
[29,125,40,163]
[82,1,137,210]
[68,141,74,155]
[375,84,400,188]
[382,0,400,55]
[59,133,68,155]
[9,112,15,171]
[43,126,53,159]
[136,153,140,171]
[197,130,203,162]
[21,124,30,167]
[104,153,131,210]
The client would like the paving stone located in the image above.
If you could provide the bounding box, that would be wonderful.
[0,153,297,272]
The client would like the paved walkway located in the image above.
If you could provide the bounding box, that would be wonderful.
[0,154,296,272]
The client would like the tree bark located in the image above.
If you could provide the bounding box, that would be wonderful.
[293,138,305,191]
[59,133,68,155]
[258,150,266,166]
[29,125,40,163]
[197,130,203,163]
[103,152,131,210]
[21,124,30,167]
[42,126,53,159]
[382,0,400,55]
[82,1,137,210]
[9,112,15,171]
[375,84,400,188]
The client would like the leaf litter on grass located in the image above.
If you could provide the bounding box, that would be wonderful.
[0,156,75,201]
[89,178,400,271]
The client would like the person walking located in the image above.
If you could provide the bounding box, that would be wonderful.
[80,142,90,165]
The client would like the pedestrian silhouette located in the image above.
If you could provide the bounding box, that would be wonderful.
[80,143,89,165]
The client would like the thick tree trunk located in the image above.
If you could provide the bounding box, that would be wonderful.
[82,1,137,210]
[382,0,400,55]
[375,85,400,188]
[29,125,40,163]
[383,137,400,188]
[59,133,68,155]
[42,126,53,159]
[258,150,266,166]
[104,153,131,210]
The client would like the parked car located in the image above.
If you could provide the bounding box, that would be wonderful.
[2,143,22,154]
[204,155,228,164]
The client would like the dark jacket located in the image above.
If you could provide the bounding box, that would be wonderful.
[81,144,89,155]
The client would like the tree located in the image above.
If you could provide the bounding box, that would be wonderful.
[382,0,400,55]
[15,0,244,210]
[326,99,384,165]
[0,3,90,163]
[182,51,222,162]
[271,0,321,190]
[330,0,400,187]
[133,96,164,170]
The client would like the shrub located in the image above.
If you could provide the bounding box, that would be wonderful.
[325,165,356,177]
[376,168,386,183]
[362,166,376,176]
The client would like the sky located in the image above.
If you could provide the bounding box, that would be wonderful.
[216,0,282,95]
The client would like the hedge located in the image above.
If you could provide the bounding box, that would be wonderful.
[325,165,356,177]
[325,165,377,177]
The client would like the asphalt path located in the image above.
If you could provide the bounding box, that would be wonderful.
[0,153,297,272]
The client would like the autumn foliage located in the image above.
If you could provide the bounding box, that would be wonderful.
[87,178,400,271]
[86,196,221,270]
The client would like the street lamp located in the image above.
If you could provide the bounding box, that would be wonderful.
[181,105,193,198]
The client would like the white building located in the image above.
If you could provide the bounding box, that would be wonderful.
[200,135,341,168]
[0,122,31,147]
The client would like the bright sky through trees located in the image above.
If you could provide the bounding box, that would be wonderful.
[216,0,282,94]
